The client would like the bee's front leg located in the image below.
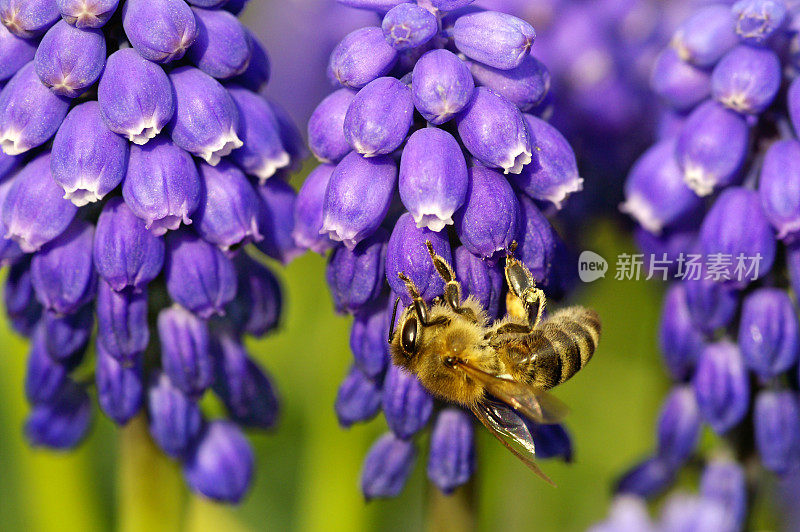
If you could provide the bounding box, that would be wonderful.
[425,241,478,323]
[504,246,546,330]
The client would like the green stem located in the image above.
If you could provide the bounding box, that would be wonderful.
[427,480,476,532]
[118,415,185,532]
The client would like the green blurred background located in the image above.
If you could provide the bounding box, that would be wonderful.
[0,219,671,532]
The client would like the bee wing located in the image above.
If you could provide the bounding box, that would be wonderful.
[471,401,555,486]
[456,359,569,424]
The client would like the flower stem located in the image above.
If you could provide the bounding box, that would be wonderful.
[118,415,185,532]
[427,480,476,532]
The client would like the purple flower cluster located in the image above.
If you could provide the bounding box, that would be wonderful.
[0,0,303,503]
[613,0,800,526]
[296,0,583,498]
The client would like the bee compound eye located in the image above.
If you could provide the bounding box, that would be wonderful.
[401,317,419,355]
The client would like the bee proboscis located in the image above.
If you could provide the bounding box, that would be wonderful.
[388,241,601,484]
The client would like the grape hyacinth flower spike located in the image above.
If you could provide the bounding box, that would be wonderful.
[608,1,800,527]
[298,0,588,499]
[0,2,304,504]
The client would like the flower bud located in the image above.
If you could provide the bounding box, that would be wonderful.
[515,195,555,283]
[693,341,750,434]
[254,178,301,264]
[676,100,748,196]
[453,11,534,70]
[211,332,279,429]
[56,0,118,27]
[327,229,388,315]
[621,139,702,234]
[165,231,237,318]
[93,197,164,292]
[456,88,531,174]
[361,432,416,500]
[351,300,389,378]
[336,365,382,427]
[121,0,197,63]
[320,151,397,249]
[759,140,800,240]
[188,7,250,79]
[337,0,410,11]
[382,3,437,51]
[34,20,105,97]
[148,372,203,458]
[226,255,282,338]
[31,219,96,315]
[122,137,201,235]
[712,45,780,115]
[382,364,433,439]
[590,496,654,532]
[25,327,68,404]
[412,49,474,125]
[308,89,356,164]
[51,102,128,206]
[469,55,549,112]
[194,161,261,251]
[738,288,798,380]
[167,67,242,165]
[453,246,502,318]
[183,421,254,503]
[671,5,737,67]
[230,28,270,91]
[0,62,69,155]
[454,165,519,258]
[0,0,59,38]
[97,48,174,145]
[386,212,451,304]
[41,305,92,361]
[615,457,676,498]
[24,381,91,449]
[293,164,336,254]
[158,304,213,398]
[344,77,413,158]
[510,114,581,208]
[683,278,739,335]
[659,493,730,532]
[427,408,474,494]
[4,258,41,336]
[659,283,705,381]
[399,127,467,232]
[329,26,397,89]
[754,389,800,474]
[0,23,35,81]
[227,86,290,182]
[732,0,787,45]
[96,343,143,425]
[700,459,746,529]
[96,281,149,364]
[655,386,701,467]
[697,187,775,286]
[2,152,76,252]
[650,48,711,112]
[527,422,573,461]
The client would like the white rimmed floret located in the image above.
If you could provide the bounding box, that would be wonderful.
[196,128,244,166]
[545,176,584,210]
[619,193,664,234]
[0,129,28,156]
[62,179,106,207]
[501,143,533,175]
[411,206,454,233]
[252,150,291,184]
[683,163,716,197]
[126,114,165,145]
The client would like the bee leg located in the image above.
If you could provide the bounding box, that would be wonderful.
[398,272,448,328]
[425,240,478,323]
[504,249,546,329]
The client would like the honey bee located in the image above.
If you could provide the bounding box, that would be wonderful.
[389,241,601,484]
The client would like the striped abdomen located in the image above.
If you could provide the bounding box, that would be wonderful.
[503,307,601,390]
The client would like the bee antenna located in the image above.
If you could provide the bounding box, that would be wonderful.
[388,296,402,343]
